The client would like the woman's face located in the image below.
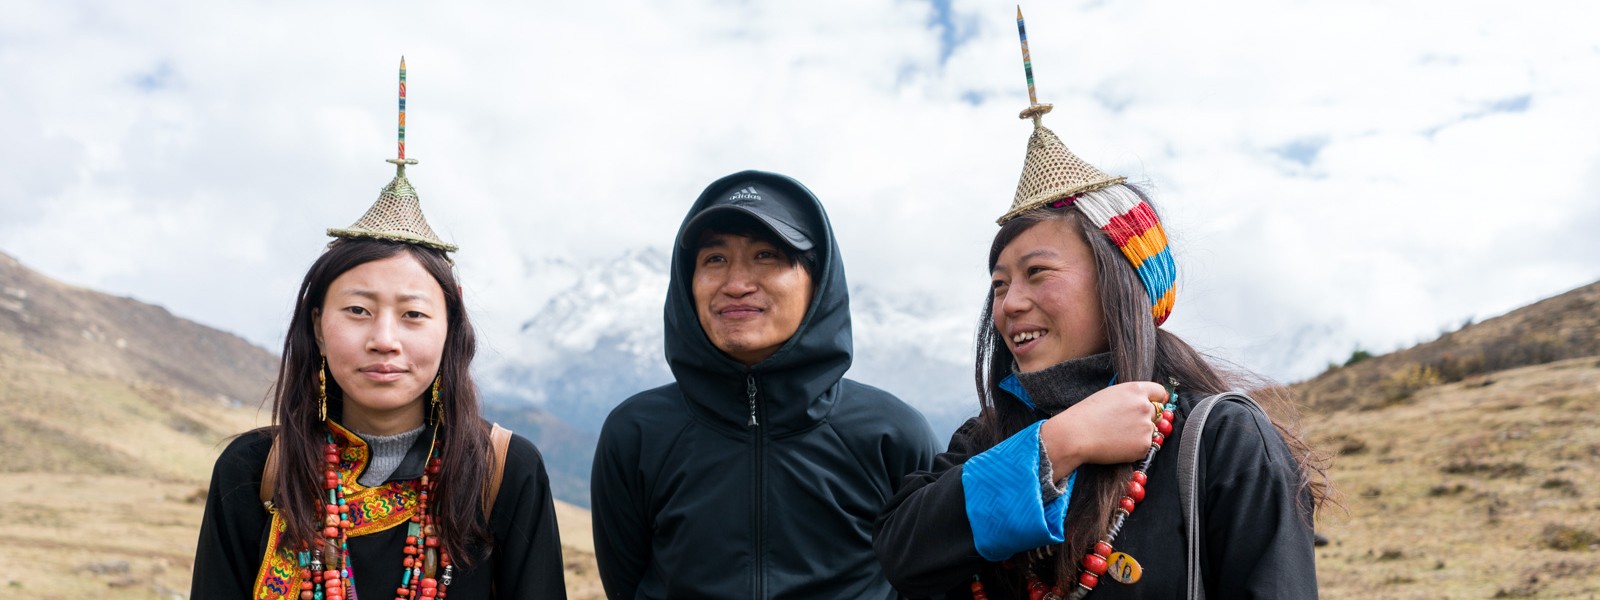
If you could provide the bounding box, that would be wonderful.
[314,252,449,434]
[991,216,1108,372]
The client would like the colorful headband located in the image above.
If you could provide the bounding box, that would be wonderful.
[1000,9,1174,325]
[1047,190,1176,325]
[328,57,459,253]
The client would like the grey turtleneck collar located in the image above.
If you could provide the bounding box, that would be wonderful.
[1014,352,1116,416]
[355,425,426,487]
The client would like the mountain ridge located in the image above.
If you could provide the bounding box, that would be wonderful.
[1296,279,1600,413]
[0,250,278,407]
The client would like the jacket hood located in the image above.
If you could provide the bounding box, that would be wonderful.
[663,170,852,435]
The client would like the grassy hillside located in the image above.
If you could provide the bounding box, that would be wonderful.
[1302,280,1600,598]
[1308,356,1600,598]
[1299,281,1600,413]
[0,323,269,597]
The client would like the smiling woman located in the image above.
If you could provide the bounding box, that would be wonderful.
[190,94,567,598]
[989,216,1107,370]
[877,180,1333,600]
[873,22,1331,597]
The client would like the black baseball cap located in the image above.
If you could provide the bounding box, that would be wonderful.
[678,180,815,252]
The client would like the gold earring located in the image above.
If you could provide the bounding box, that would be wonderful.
[317,356,328,422]
[430,374,442,415]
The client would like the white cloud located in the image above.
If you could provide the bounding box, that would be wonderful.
[2,0,1596,382]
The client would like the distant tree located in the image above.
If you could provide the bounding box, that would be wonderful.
[1344,348,1374,367]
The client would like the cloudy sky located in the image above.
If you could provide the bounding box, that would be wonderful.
[2,0,1596,382]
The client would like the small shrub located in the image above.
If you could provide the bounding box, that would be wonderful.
[1539,524,1600,551]
[1540,478,1579,497]
[1428,483,1467,497]
[1494,583,1538,598]
[1381,363,1441,403]
[1344,349,1374,367]
[1433,352,1486,383]
[1323,434,1367,455]
[1441,460,1528,479]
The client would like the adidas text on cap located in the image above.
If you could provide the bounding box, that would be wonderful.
[679,181,815,252]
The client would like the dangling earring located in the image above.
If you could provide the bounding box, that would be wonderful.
[430,373,443,418]
[317,356,328,422]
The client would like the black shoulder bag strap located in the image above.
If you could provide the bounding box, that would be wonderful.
[1177,391,1266,600]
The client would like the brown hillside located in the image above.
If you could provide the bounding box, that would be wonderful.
[1298,280,1600,412]
[1308,357,1600,598]
[1298,279,1600,597]
[0,251,278,405]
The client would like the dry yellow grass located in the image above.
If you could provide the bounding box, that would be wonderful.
[1309,356,1600,598]
[0,472,602,599]
[1,474,211,598]
[556,503,603,600]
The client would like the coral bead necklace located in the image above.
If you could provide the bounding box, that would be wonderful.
[299,427,453,600]
[971,380,1180,600]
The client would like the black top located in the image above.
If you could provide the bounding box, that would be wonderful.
[874,387,1318,599]
[590,170,941,599]
[191,426,568,599]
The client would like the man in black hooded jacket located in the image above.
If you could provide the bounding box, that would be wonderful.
[591,170,940,599]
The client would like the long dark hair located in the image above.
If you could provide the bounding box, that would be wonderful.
[267,239,491,567]
[972,186,1331,590]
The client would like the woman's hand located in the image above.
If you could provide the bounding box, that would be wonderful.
[1039,381,1165,477]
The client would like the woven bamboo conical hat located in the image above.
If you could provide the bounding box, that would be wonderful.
[328,159,458,252]
[997,104,1125,225]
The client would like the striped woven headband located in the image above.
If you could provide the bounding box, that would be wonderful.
[1049,187,1176,325]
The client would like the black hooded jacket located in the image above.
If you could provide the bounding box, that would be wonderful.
[591,170,941,599]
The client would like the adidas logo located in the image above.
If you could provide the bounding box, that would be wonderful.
[727,186,762,203]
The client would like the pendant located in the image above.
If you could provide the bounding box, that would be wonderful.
[1106,551,1142,584]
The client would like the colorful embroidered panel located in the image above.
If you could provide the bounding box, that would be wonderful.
[252,421,420,599]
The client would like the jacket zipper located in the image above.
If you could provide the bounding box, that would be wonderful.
[748,373,766,598]
[746,374,759,427]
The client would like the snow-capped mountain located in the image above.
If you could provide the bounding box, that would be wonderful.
[477,247,979,440]
[478,247,673,434]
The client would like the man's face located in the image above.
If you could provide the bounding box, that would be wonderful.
[692,232,813,365]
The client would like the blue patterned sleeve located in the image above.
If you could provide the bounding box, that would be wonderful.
[960,421,1074,561]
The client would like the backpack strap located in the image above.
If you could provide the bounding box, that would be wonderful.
[258,424,515,519]
[259,436,281,509]
[482,423,514,518]
[1177,392,1266,600]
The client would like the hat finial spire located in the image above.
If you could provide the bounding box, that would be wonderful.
[328,58,458,253]
[386,56,418,175]
[1016,6,1052,125]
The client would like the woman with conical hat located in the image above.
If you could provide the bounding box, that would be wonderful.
[874,11,1329,599]
[191,61,567,599]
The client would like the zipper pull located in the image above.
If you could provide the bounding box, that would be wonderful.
[746,375,759,427]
